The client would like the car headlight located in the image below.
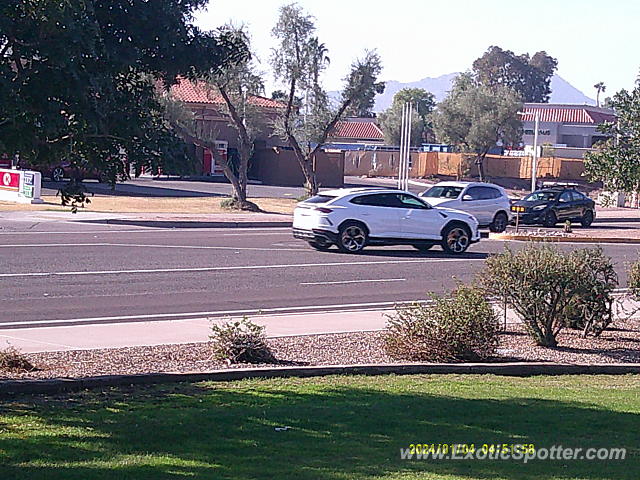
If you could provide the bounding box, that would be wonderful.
[532,205,547,211]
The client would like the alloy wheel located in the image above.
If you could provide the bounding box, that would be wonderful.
[341,226,366,252]
[446,227,470,253]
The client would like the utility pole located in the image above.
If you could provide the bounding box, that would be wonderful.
[531,109,540,192]
[397,102,413,191]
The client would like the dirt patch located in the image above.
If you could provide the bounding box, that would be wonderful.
[0,196,297,214]
[3,319,639,380]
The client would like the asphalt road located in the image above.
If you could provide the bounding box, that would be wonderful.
[0,224,638,328]
[40,175,406,199]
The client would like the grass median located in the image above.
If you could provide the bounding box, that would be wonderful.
[1,374,638,479]
[0,196,297,214]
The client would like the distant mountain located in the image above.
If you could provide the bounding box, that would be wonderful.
[372,72,460,111]
[548,75,595,105]
[348,73,596,112]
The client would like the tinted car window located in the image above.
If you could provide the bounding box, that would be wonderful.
[465,186,484,200]
[422,186,463,199]
[523,191,557,202]
[475,186,501,200]
[351,193,401,207]
[559,191,572,203]
[571,191,586,201]
[304,195,337,204]
[396,194,430,209]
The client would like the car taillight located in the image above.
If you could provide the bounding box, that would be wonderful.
[315,207,333,214]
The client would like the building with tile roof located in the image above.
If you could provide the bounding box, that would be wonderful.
[327,117,385,144]
[521,103,615,150]
[168,78,286,176]
[165,78,344,186]
[170,79,286,110]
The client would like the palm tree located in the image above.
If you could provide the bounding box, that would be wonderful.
[594,82,606,107]
[305,37,330,116]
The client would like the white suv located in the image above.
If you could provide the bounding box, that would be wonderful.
[293,188,480,254]
[419,181,512,232]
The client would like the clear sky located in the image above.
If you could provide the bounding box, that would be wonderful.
[195,0,640,99]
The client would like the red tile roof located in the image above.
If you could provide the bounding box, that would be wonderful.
[521,106,615,124]
[331,119,384,140]
[170,78,286,109]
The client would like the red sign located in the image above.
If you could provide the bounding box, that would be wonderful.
[0,171,19,191]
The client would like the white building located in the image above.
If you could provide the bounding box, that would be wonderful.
[521,103,615,155]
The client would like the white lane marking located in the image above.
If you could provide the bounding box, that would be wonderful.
[2,289,633,328]
[301,278,406,286]
[0,301,405,328]
[0,242,304,252]
[0,258,481,279]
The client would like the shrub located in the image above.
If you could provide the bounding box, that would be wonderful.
[563,248,618,336]
[629,259,640,301]
[220,198,260,212]
[480,244,617,346]
[384,285,499,362]
[210,318,276,364]
[0,346,36,372]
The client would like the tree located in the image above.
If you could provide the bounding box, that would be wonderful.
[164,28,268,210]
[0,0,246,187]
[379,88,436,145]
[433,73,522,181]
[472,46,557,102]
[594,82,606,107]
[270,3,384,196]
[585,76,640,198]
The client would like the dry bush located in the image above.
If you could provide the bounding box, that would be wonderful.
[210,318,276,364]
[0,346,36,372]
[480,244,617,346]
[384,285,499,362]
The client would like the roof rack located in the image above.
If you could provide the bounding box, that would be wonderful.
[345,186,397,191]
[541,181,579,188]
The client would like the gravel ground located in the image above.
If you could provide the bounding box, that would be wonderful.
[1,319,639,380]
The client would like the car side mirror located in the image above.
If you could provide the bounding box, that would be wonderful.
[462,194,473,201]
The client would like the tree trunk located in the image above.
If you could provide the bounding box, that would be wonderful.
[208,141,246,204]
[237,143,251,203]
[300,158,318,197]
[287,133,319,197]
[542,330,558,347]
[475,154,486,182]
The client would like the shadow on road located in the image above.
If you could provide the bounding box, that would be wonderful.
[43,180,226,198]
[320,248,489,260]
[75,218,290,229]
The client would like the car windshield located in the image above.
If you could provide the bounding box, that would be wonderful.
[523,191,558,202]
[303,194,337,204]
[422,186,463,199]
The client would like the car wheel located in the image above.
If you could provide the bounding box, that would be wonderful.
[308,241,332,251]
[412,244,434,252]
[580,210,594,228]
[51,167,65,182]
[337,221,368,253]
[542,210,557,228]
[441,224,471,254]
[489,212,508,233]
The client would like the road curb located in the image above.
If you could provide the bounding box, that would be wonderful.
[490,233,640,244]
[86,219,293,229]
[2,362,640,396]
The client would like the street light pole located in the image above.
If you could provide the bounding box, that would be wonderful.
[397,102,412,191]
[531,109,540,192]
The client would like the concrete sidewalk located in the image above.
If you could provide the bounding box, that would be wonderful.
[0,309,393,353]
[0,210,293,231]
[3,299,637,353]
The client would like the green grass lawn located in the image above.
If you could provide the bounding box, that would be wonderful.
[0,374,638,479]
